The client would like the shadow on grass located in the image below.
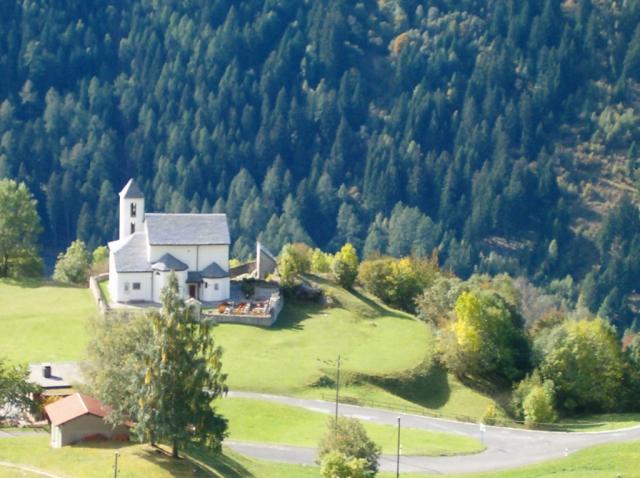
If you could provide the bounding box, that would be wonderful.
[348,288,412,320]
[270,300,316,331]
[0,277,86,290]
[366,361,451,410]
[187,446,256,478]
[304,274,412,321]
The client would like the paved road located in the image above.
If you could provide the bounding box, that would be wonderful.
[226,391,640,474]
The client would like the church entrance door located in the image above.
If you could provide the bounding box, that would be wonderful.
[188,284,197,299]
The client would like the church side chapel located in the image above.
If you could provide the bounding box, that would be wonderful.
[108,179,231,304]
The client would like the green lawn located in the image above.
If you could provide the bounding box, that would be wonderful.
[0,279,96,363]
[217,397,483,456]
[0,435,318,478]
[98,279,111,303]
[1,435,639,478]
[554,413,640,432]
[0,466,42,477]
[409,440,640,478]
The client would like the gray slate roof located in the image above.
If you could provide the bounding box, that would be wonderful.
[201,261,228,278]
[110,233,152,272]
[145,213,230,245]
[152,253,188,271]
[187,271,202,283]
[120,178,144,199]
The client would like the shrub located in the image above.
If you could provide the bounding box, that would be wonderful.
[523,383,557,428]
[53,240,91,284]
[481,404,498,425]
[320,451,369,478]
[317,417,381,475]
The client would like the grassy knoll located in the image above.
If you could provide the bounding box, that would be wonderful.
[0,435,318,478]
[217,397,483,456]
[214,277,501,422]
[0,279,96,363]
[216,277,640,428]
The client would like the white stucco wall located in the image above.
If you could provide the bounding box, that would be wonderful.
[201,278,230,302]
[114,272,153,302]
[119,197,145,240]
[108,253,120,301]
[51,415,128,448]
[152,269,188,303]
[148,244,229,272]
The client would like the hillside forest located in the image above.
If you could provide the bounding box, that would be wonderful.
[1,0,640,327]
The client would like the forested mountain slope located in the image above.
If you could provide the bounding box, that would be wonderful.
[1,0,639,325]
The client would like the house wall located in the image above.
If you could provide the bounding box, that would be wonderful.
[148,244,229,272]
[52,415,128,448]
[113,272,153,302]
[108,253,120,301]
[201,278,230,302]
[152,269,188,303]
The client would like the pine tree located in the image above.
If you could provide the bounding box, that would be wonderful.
[139,273,228,458]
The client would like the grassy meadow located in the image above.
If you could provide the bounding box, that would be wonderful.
[0,435,639,478]
[0,279,96,363]
[217,397,484,456]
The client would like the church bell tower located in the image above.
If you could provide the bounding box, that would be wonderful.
[118,178,145,240]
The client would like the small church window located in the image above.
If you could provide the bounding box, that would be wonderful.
[214,283,219,291]
[132,282,141,290]
[131,203,137,218]
[130,223,135,234]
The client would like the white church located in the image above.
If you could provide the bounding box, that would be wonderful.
[108,179,231,304]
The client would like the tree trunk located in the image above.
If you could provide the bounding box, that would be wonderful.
[172,438,179,458]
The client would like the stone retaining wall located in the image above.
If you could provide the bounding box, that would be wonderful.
[89,273,110,315]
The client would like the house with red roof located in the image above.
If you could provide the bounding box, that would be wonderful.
[44,393,128,448]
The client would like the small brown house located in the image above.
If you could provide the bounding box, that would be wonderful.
[44,393,128,448]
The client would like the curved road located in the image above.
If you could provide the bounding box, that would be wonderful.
[226,391,640,474]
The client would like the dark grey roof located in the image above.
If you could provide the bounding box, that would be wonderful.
[120,178,144,199]
[201,261,228,279]
[145,213,230,245]
[152,253,188,271]
[109,233,152,272]
[187,271,202,283]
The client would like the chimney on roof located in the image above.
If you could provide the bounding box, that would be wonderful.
[43,364,52,378]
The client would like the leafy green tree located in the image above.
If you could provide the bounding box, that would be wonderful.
[320,450,369,478]
[416,276,467,327]
[91,245,109,274]
[278,243,311,287]
[0,358,39,420]
[53,240,91,284]
[84,312,154,426]
[332,243,359,289]
[442,290,530,382]
[138,273,228,457]
[0,179,42,278]
[317,417,381,475]
[311,248,333,273]
[358,256,439,312]
[536,318,624,412]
